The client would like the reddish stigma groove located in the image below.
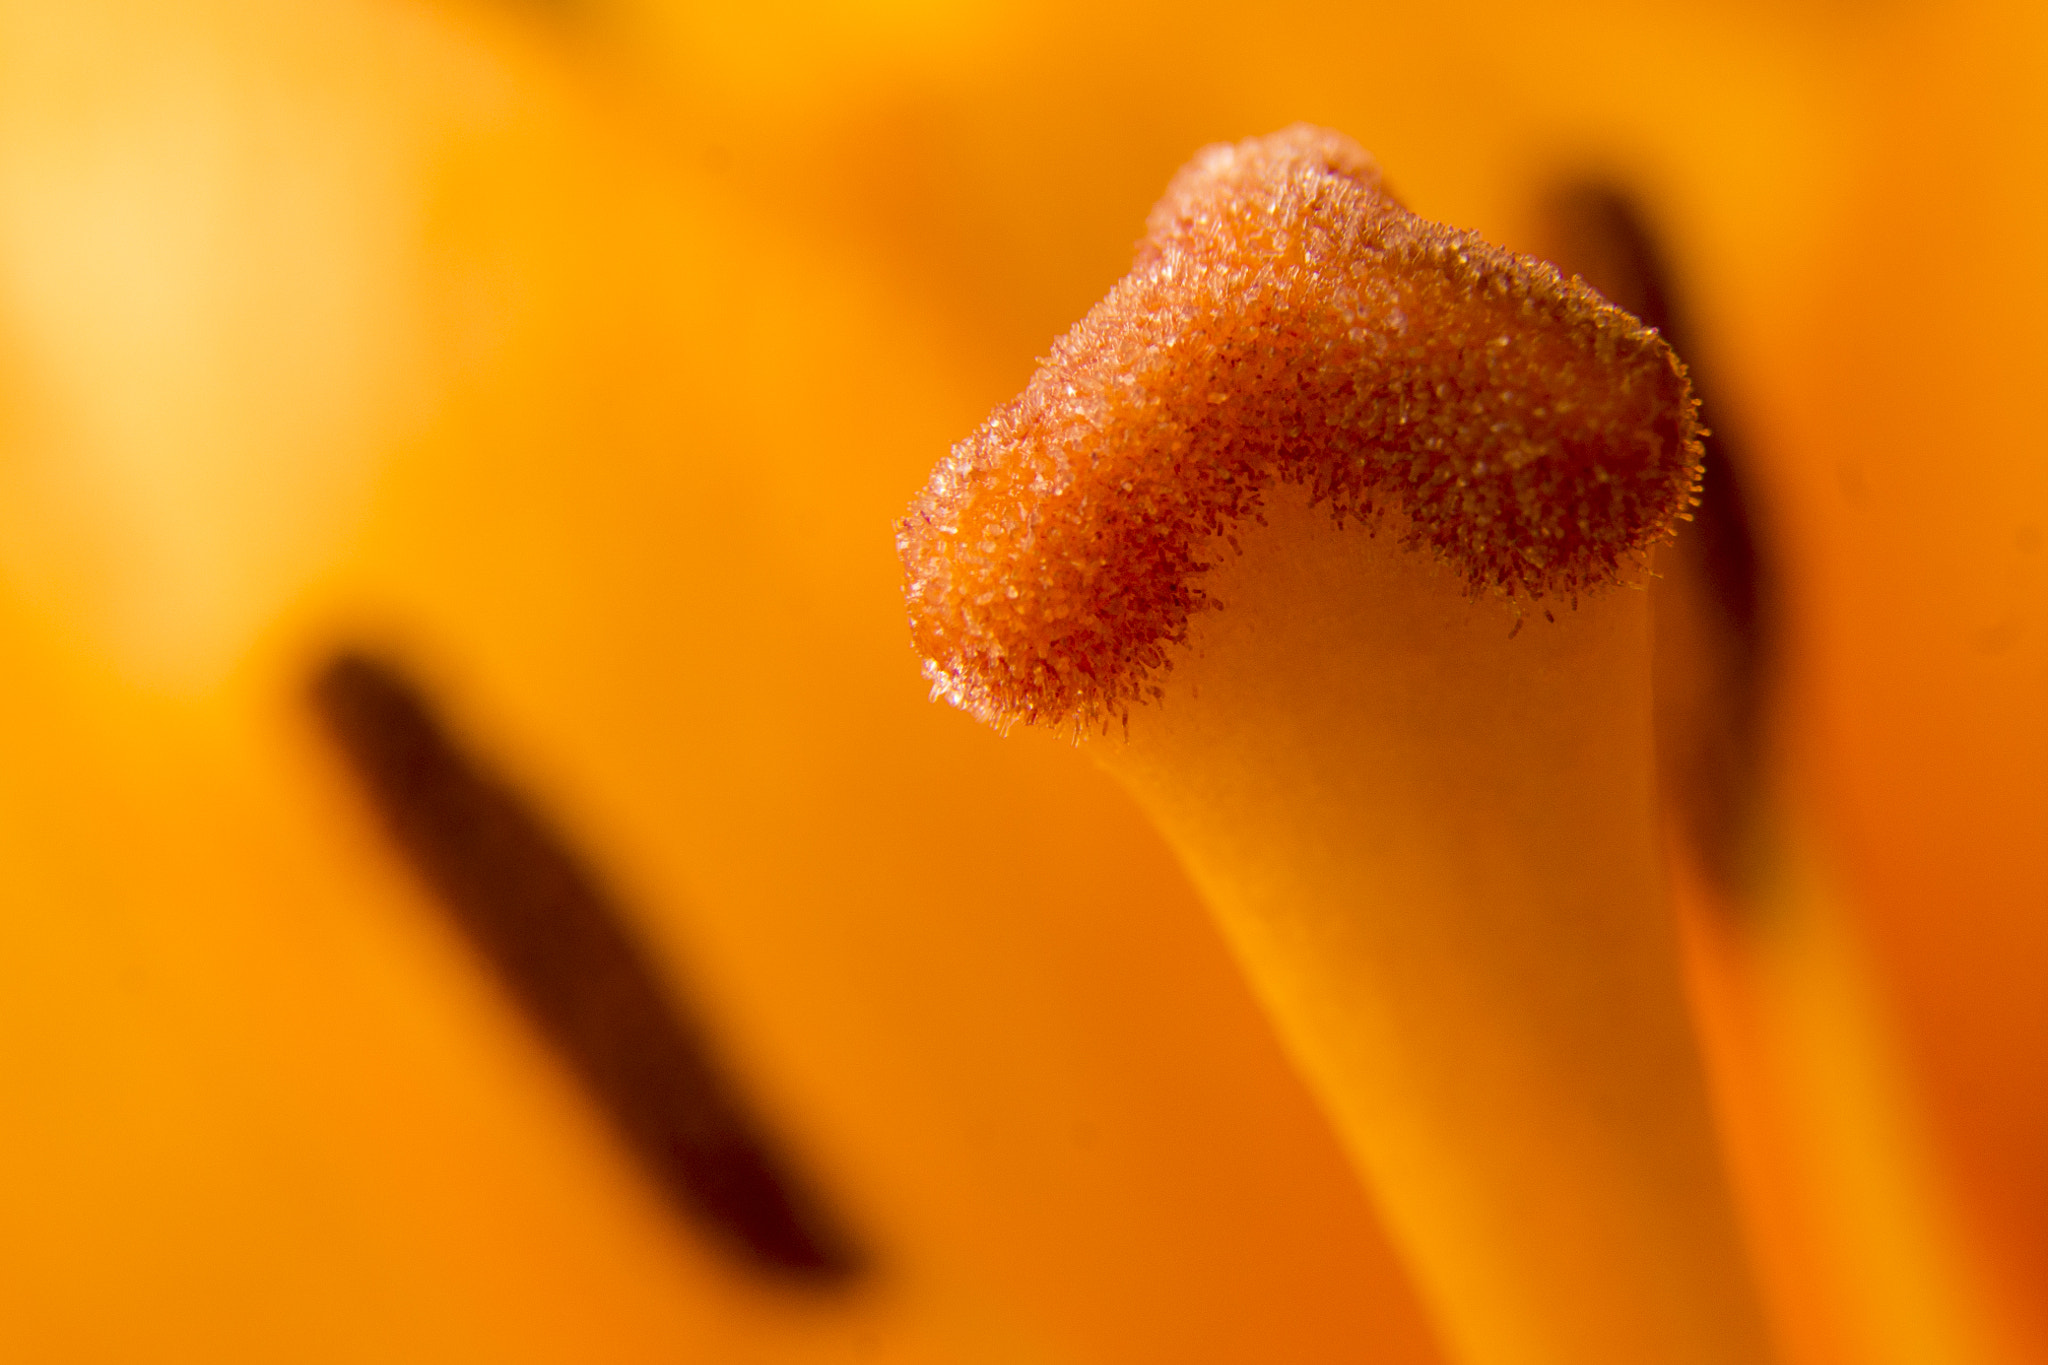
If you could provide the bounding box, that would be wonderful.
[899,125,1702,735]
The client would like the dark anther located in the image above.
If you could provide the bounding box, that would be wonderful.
[311,651,862,1283]
[1539,183,1777,893]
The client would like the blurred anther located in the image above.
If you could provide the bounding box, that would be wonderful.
[1538,184,1777,893]
[311,651,862,1284]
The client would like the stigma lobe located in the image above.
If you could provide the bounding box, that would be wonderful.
[899,125,1701,734]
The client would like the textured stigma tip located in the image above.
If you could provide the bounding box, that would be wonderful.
[899,125,1700,735]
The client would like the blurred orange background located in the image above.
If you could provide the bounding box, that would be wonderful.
[0,1,2042,1361]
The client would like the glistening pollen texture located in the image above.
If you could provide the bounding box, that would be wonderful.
[899,125,1701,734]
